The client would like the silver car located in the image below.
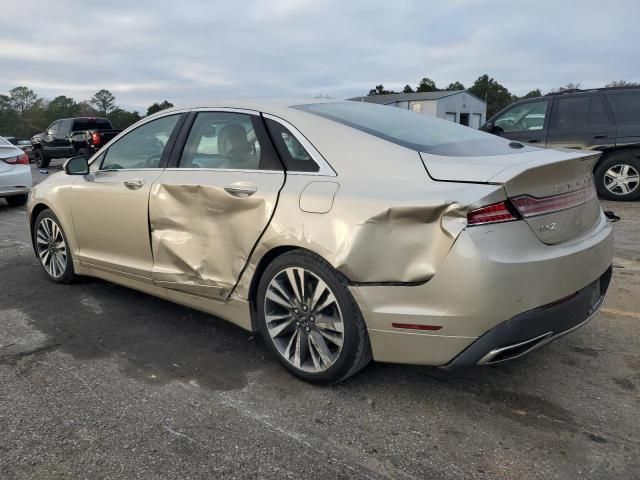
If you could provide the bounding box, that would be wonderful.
[1,136,32,206]
[27,100,613,383]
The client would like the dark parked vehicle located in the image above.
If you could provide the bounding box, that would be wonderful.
[3,137,34,161]
[481,88,640,201]
[31,117,122,168]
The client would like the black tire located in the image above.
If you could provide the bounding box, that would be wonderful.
[34,149,50,168]
[594,152,640,201]
[33,209,76,284]
[256,249,371,384]
[5,194,28,207]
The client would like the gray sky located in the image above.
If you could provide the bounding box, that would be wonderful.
[1,0,638,112]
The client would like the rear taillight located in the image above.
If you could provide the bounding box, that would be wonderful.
[467,201,519,226]
[91,132,101,145]
[2,153,29,165]
[511,185,597,218]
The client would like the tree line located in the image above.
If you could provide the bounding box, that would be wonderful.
[0,86,174,138]
[367,76,640,118]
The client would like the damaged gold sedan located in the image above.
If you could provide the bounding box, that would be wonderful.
[27,100,613,383]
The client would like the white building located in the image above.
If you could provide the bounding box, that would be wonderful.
[349,90,487,129]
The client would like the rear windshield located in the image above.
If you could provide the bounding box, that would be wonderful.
[295,101,536,157]
[72,118,112,131]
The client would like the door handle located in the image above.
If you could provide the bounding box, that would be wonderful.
[224,182,257,197]
[593,134,608,139]
[527,139,541,143]
[124,178,145,189]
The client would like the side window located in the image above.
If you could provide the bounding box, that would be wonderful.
[59,119,72,136]
[550,97,590,129]
[265,119,319,172]
[606,91,640,126]
[47,122,59,136]
[178,112,281,170]
[101,114,180,170]
[493,100,548,133]
[589,96,610,125]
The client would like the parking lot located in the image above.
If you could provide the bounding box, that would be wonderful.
[1,162,639,479]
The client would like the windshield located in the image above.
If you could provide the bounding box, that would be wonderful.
[295,101,536,156]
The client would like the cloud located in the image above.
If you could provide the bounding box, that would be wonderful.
[0,0,638,110]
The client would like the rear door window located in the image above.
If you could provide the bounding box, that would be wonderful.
[265,119,319,172]
[605,91,640,125]
[550,95,613,130]
[178,112,281,170]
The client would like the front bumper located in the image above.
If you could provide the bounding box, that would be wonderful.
[444,266,611,369]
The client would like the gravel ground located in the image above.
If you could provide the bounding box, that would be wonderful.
[1,162,638,479]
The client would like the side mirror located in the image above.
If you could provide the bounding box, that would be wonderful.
[483,122,494,132]
[64,156,89,175]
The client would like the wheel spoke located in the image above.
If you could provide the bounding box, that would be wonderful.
[308,336,322,370]
[266,316,294,337]
[286,268,304,304]
[284,329,298,361]
[309,331,334,367]
[313,291,337,314]
[265,288,294,309]
[316,327,343,346]
[309,279,328,312]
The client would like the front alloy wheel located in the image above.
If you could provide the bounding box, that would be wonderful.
[33,210,76,283]
[257,250,371,383]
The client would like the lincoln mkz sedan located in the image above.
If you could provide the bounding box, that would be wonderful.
[27,100,613,383]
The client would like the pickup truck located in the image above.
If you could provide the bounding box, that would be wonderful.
[32,117,122,168]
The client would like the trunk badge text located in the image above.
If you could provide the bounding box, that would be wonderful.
[539,222,558,232]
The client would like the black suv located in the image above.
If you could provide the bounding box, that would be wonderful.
[481,88,640,201]
[31,117,121,168]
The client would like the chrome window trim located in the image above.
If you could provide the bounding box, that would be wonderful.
[163,167,284,175]
[262,113,336,177]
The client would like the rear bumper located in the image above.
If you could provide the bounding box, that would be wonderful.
[443,266,611,369]
[0,165,32,197]
[350,212,614,366]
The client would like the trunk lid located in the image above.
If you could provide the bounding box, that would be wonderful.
[420,149,602,244]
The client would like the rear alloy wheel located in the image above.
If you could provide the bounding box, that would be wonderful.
[33,210,76,283]
[34,149,50,168]
[595,154,640,201]
[257,250,371,383]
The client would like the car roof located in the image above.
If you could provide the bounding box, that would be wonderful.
[152,98,336,118]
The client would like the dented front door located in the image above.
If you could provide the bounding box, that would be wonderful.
[149,170,284,298]
[148,110,286,300]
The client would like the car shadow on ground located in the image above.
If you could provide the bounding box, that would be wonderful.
[0,252,587,412]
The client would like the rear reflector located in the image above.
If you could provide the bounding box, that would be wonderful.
[512,185,597,218]
[467,201,518,226]
[392,323,443,331]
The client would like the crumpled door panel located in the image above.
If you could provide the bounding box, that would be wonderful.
[149,170,284,299]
